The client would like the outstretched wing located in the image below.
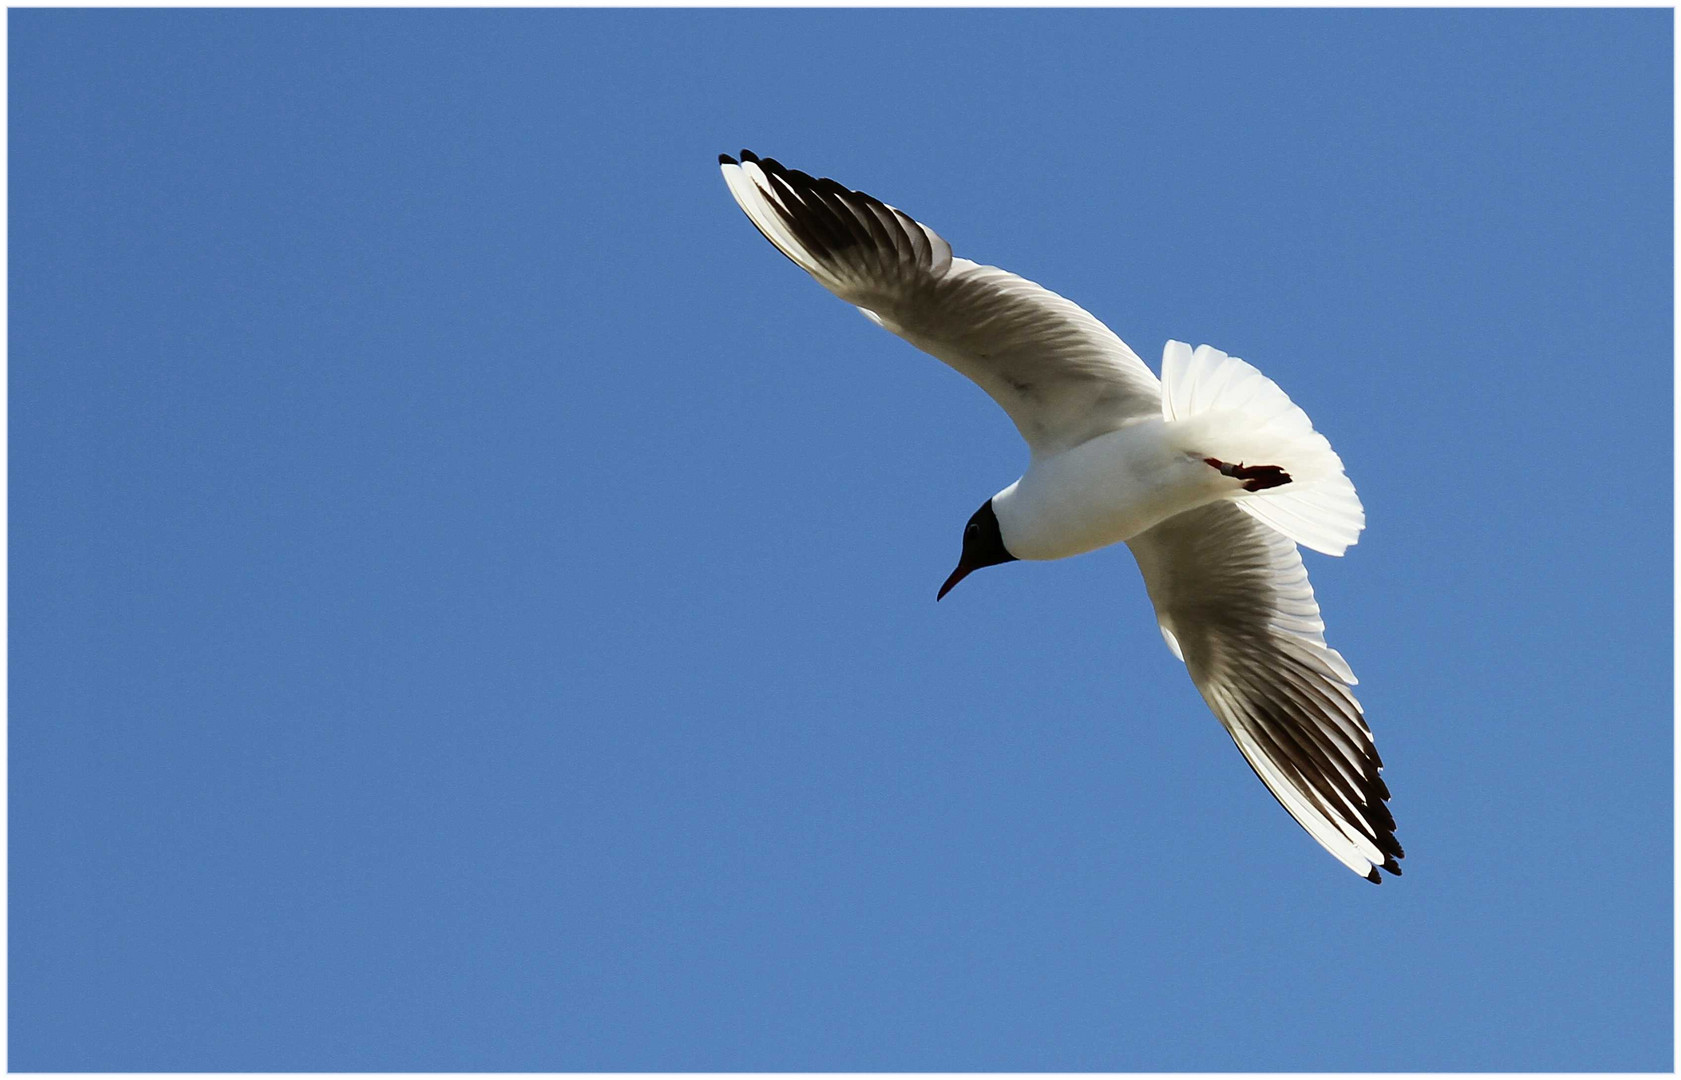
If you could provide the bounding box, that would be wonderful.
[1127,501,1403,881]
[720,151,1162,455]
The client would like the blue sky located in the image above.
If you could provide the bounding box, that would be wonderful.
[10,8,1672,1071]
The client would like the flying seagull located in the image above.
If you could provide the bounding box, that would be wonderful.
[718,150,1402,883]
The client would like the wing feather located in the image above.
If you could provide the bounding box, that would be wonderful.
[720,151,1161,454]
[1127,502,1403,881]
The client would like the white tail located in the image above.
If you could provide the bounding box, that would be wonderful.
[1160,341,1364,556]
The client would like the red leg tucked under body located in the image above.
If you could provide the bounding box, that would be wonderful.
[1204,457,1292,493]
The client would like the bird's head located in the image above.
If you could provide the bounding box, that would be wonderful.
[937,498,1018,601]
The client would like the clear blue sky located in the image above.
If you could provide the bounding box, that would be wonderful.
[11,8,1672,1071]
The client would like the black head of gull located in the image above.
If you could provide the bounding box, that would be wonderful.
[937,499,1018,601]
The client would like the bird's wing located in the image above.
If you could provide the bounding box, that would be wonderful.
[720,151,1163,455]
[1126,501,1402,881]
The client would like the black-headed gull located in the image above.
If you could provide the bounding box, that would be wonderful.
[719,151,1402,883]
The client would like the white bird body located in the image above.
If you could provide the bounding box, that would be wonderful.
[718,150,1402,883]
[992,418,1231,562]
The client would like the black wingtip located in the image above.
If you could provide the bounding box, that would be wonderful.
[1365,867,1382,884]
[719,153,737,165]
[1382,857,1402,876]
[740,148,760,163]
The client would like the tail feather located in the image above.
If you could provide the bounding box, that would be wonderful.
[1161,341,1364,556]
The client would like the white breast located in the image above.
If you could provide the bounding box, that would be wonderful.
[990,419,1230,561]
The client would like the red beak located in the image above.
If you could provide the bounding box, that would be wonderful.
[937,562,974,601]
